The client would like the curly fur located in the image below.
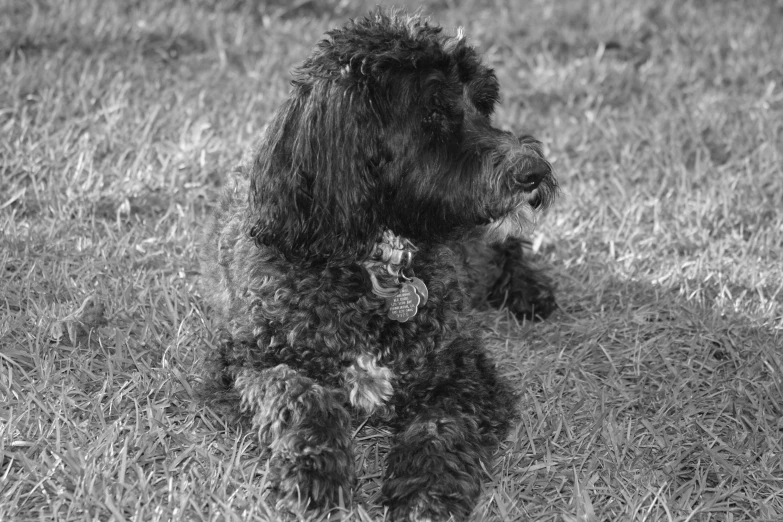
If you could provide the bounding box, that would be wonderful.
[200,10,558,521]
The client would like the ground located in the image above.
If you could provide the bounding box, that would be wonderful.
[1,0,782,520]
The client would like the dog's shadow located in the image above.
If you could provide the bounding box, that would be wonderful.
[456,257,781,520]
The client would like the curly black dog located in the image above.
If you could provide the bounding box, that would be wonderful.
[200,10,558,521]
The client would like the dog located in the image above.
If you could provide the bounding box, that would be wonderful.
[199,10,558,521]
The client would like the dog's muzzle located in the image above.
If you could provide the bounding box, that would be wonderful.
[516,165,548,192]
[514,163,550,207]
[503,153,552,206]
[481,135,557,242]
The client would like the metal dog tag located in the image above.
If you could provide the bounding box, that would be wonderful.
[409,277,428,306]
[387,283,421,322]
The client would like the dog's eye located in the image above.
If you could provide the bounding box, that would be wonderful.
[467,74,500,116]
[471,91,498,116]
[474,98,495,116]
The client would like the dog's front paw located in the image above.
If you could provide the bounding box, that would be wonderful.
[491,271,557,321]
[383,472,477,522]
[386,495,453,522]
[481,238,558,321]
[382,440,481,521]
[267,432,355,513]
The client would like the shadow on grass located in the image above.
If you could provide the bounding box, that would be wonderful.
[482,259,782,521]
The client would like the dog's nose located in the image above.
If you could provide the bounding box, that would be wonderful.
[517,165,549,192]
[519,170,545,191]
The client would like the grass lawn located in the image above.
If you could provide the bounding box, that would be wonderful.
[1,0,782,520]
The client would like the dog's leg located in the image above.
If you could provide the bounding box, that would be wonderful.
[458,236,557,321]
[232,364,355,512]
[485,237,557,320]
[382,338,518,521]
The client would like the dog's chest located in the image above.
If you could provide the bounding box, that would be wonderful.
[249,250,464,410]
[344,354,393,415]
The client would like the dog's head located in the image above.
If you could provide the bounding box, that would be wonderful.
[248,10,558,264]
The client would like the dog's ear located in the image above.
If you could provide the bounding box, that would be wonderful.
[247,80,383,264]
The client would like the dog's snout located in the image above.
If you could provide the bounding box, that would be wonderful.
[519,168,546,191]
[513,158,551,192]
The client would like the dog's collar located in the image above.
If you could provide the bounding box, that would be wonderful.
[362,230,428,322]
[371,231,415,277]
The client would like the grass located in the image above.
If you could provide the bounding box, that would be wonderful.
[1,0,781,520]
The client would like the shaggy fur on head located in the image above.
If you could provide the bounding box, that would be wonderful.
[200,10,558,521]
